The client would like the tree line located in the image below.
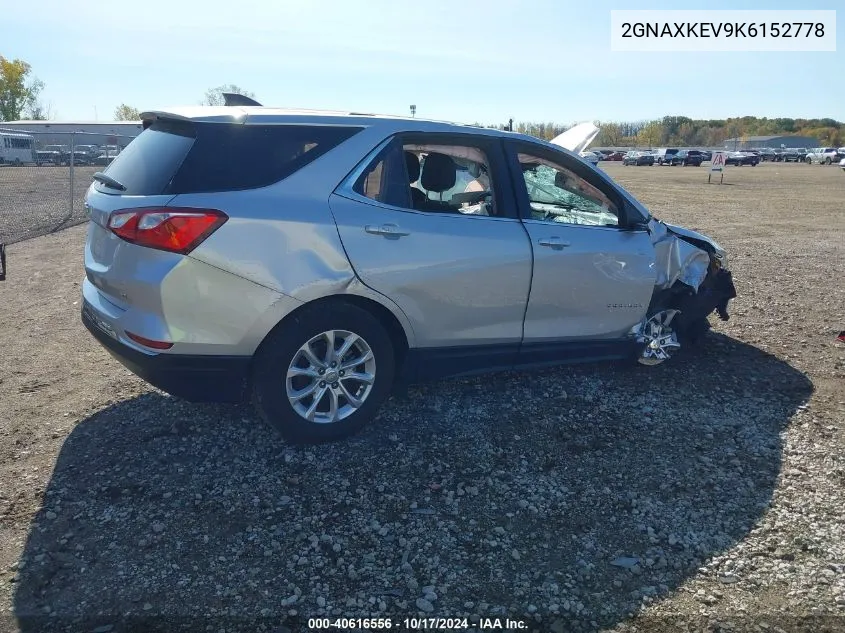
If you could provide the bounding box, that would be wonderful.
[484,116,842,148]
[2,55,841,147]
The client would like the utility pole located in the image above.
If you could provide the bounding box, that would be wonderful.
[409,105,416,118]
[507,118,513,132]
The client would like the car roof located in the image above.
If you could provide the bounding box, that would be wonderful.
[139,105,540,143]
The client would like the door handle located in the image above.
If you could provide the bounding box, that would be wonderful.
[365,223,411,238]
[538,236,571,249]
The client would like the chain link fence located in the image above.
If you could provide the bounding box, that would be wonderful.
[0,130,139,245]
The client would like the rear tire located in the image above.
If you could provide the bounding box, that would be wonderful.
[251,301,395,444]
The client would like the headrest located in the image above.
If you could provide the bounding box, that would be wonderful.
[421,152,456,193]
[404,151,420,183]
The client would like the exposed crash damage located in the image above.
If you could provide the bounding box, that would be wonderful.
[631,219,736,365]
[551,122,737,367]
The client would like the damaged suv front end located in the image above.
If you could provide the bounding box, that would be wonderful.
[551,123,737,367]
[632,219,736,364]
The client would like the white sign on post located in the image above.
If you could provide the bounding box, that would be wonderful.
[709,152,727,183]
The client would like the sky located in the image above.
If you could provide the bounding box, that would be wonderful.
[2,0,842,124]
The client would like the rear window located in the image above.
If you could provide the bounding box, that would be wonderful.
[100,120,362,195]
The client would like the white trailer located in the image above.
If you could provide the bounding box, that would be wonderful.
[0,130,35,165]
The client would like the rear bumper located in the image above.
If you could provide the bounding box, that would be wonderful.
[82,300,250,403]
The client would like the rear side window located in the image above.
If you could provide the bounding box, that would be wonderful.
[100,120,194,195]
[101,120,362,195]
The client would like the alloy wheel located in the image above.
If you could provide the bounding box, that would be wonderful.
[286,329,376,424]
[636,310,681,366]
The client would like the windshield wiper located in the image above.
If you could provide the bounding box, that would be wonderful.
[92,172,126,191]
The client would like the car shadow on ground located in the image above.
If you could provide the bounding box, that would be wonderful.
[12,333,813,633]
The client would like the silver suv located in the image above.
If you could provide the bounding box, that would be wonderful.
[81,106,736,443]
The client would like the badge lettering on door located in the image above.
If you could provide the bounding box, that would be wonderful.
[607,303,643,309]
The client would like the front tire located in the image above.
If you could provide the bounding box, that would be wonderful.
[252,302,396,443]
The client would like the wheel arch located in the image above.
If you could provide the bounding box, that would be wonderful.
[252,293,411,372]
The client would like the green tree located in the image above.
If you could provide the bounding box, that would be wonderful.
[114,103,141,120]
[597,122,623,147]
[637,121,662,148]
[203,84,256,106]
[0,56,43,121]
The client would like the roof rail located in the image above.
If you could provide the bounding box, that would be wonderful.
[222,93,262,107]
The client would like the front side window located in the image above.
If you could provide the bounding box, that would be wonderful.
[353,139,499,217]
[517,153,619,227]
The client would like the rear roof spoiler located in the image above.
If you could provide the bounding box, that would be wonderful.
[222,93,262,107]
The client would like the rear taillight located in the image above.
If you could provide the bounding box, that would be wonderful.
[125,331,174,350]
[108,207,227,254]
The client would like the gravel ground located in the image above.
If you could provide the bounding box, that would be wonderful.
[0,162,844,633]
[0,165,96,245]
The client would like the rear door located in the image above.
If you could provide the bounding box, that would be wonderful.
[504,140,656,345]
[330,133,532,363]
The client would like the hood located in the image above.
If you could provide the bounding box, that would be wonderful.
[550,122,599,154]
[663,222,725,257]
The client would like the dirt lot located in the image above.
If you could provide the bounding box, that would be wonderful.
[0,162,844,633]
[0,165,97,245]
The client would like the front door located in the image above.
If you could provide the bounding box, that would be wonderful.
[505,141,656,344]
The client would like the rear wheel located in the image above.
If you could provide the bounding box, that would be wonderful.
[825,157,832,165]
[252,302,395,443]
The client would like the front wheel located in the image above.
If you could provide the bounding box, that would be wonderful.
[634,310,681,366]
[252,302,396,443]
[825,157,832,165]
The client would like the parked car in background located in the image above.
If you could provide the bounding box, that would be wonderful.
[781,148,806,162]
[806,147,842,165]
[579,150,600,165]
[69,150,94,166]
[622,151,655,166]
[669,150,704,166]
[93,152,118,166]
[76,144,100,157]
[699,150,713,161]
[654,148,679,165]
[80,106,735,443]
[35,150,62,166]
[754,148,778,162]
[726,152,760,166]
[840,157,845,172]
[604,151,626,161]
